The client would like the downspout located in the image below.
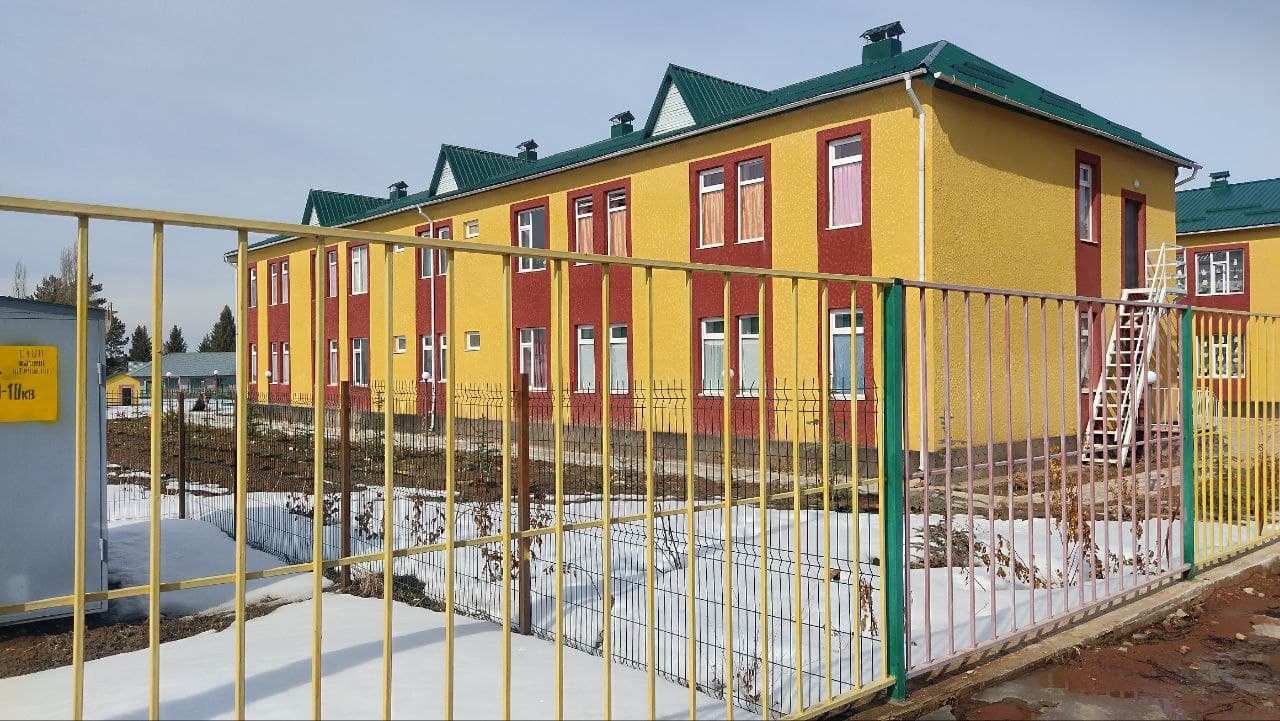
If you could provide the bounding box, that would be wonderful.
[904,73,928,474]
[414,205,438,430]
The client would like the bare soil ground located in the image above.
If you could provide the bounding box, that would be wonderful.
[928,564,1280,720]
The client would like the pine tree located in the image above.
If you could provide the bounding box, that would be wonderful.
[198,305,236,352]
[128,325,152,362]
[164,324,187,354]
[105,314,128,374]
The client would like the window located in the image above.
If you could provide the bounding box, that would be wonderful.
[419,240,434,278]
[737,159,765,242]
[830,310,866,398]
[437,227,451,275]
[352,338,369,386]
[519,327,548,390]
[1199,334,1245,378]
[607,190,628,256]
[466,331,480,351]
[698,168,725,248]
[420,335,434,381]
[280,260,289,304]
[1077,162,1096,243]
[328,339,338,385]
[281,341,290,384]
[395,335,407,354]
[248,267,257,307]
[1078,310,1094,388]
[464,220,479,238]
[576,326,595,392]
[269,263,279,305]
[327,250,337,298]
[609,324,629,393]
[269,342,279,384]
[828,136,863,228]
[351,246,368,295]
[250,343,258,379]
[701,318,725,394]
[438,335,447,382]
[737,315,760,395]
[517,207,547,272]
[1195,249,1244,296]
[574,197,594,255]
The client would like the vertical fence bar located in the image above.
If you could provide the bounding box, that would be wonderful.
[819,281,832,703]
[599,262,613,720]
[851,281,863,691]
[176,390,186,519]
[148,222,164,720]
[720,272,735,720]
[643,266,657,719]
[756,274,769,717]
[518,372,532,636]
[882,280,907,700]
[500,255,514,720]
[444,247,457,720]
[1182,307,1195,575]
[233,230,249,720]
[380,242,395,719]
[310,238,326,720]
[340,380,351,589]
[72,215,88,721]
[963,292,976,649]
[789,277,803,710]
[551,257,565,720]
[684,269,698,720]
[940,290,954,654]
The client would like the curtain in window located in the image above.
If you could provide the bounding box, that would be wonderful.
[832,160,862,227]
[700,190,724,246]
[609,208,628,256]
[609,335,628,393]
[832,333,851,394]
[739,335,760,393]
[533,330,548,390]
[739,183,765,240]
[1077,184,1092,241]
[576,215,594,254]
[702,337,724,393]
[577,333,595,392]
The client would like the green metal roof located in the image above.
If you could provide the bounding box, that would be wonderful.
[1177,176,1280,234]
[301,190,386,226]
[245,32,1194,252]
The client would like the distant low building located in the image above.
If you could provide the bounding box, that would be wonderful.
[124,352,236,397]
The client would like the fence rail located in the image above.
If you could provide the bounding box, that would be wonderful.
[1,193,1278,720]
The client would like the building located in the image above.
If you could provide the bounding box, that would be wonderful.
[116,352,237,399]
[1177,172,1280,408]
[227,22,1196,449]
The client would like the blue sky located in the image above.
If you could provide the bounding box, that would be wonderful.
[1,0,1277,338]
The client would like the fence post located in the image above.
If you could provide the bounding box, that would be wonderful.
[177,388,187,519]
[881,280,908,700]
[1181,307,1196,577]
[340,380,352,589]
[517,372,532,635]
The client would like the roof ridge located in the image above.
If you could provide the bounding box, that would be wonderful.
[443,143,533,162]
[1177,176,1280,192]
[666,63,767,94]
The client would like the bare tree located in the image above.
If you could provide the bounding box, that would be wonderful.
[10,260,26,297]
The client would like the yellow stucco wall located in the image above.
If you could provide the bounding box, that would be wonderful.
[105,373,141,401]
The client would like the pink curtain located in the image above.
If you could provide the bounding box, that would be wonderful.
[832,161,862,227]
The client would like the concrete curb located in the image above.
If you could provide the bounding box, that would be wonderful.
[849,542,1280,720]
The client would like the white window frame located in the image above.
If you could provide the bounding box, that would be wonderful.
[606,189,627,256]
[420,334,434,382]
[281,341,290,384]
[327,250,338,298]
[395,335,407,354]
[269,342,279,384]
[609,324,629,394]
[1077,162,1096,243]
[248,267,257,307]
[519,327,548,391]
[269,263,279,305]
[575,325,596,393]
[465,331,480,351]
[437,227,451,276]
[280,260,289,304]
[829,309,866,400]
[351,337,369,386]
[1200,333,1245,379]
[736,159,765,243]
[698,168,725,249]
[418,236,434,278]
[250,343,257,379]
[827,136,863,230]
[351,245,368,295]
[700,317,725,395]
[1195,249,1244,296]
[438,335,448,382]
[327,339,338,385]
[574,196,594,261]
[464,220,479,239]
[737,315,760,396]
[517,207,547,272]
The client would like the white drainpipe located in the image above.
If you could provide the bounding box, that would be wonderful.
[904,73,928,473]
[414,205,438,430]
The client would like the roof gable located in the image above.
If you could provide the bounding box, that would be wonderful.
[301,190,386,227]
[429,144,533,197]
[642,64,769,137]
[1177,177,1280,234]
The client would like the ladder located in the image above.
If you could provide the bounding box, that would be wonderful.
[1082,244,1186,467]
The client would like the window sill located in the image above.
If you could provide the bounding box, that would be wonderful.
[1077,238,1100,246]
[826,222,863,231]
[351,291,369,296]
[696,243,725,250]
[1198,291,1245,297]
[736,237,765,245]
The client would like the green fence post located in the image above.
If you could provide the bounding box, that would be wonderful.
[1181,306,1196,577]
[881,279,908,700]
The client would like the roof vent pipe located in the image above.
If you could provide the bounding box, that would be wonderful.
[1210,170,1230,188]
[861,21,905,63]
[610,111,635,138]
[388,180,409,199]
[516,139,539,161]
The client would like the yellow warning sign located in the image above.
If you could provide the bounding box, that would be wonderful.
[0,345,58,422]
